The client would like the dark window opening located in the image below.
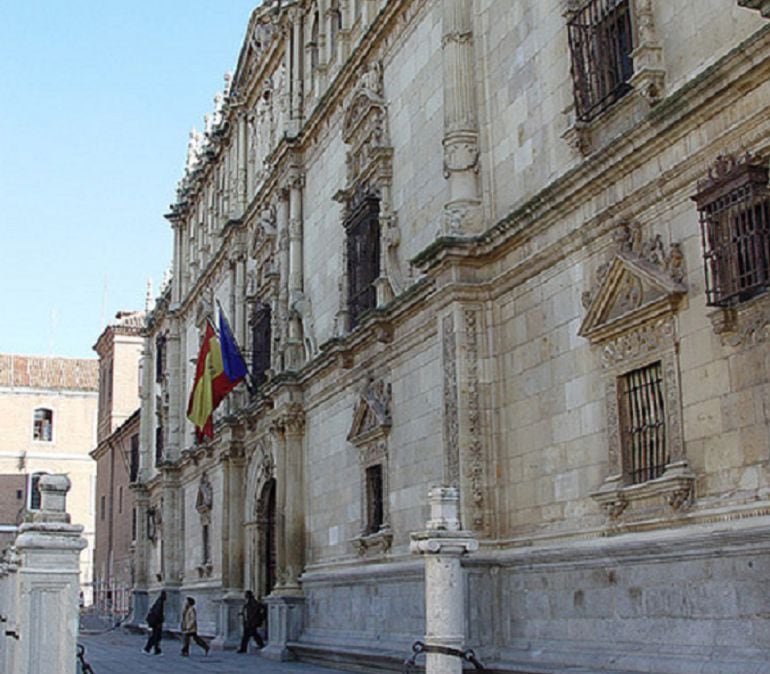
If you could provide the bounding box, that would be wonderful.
[155,425,164,467]
[132,507,137,542]
[100,495,106,521]
[365,464,384,534]
[250,303,272,392]
[346,193,380,329]
[567,0,634,122]
[258,478,277,597]
[155,334,166,384]
[694,156,770,307]
[619,362,667,485]
[129,433,140,483]
[33,408,53,442]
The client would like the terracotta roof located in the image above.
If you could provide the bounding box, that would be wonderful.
[0,354,99,391]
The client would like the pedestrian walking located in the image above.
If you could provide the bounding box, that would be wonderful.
[180,596,210,657]
[142,590,166,655]
[237,590,266,652]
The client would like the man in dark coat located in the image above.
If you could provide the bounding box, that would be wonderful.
[237,590,266,652]
[142,590,166,655]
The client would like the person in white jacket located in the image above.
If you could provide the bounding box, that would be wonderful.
[180,597,210,657]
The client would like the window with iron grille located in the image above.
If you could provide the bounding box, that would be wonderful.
[364,463,384,534]
[250,302,271,391]
[693,155,770,307]
[619,361,667,485]
[346,194,380,329]
[567,0,635,122]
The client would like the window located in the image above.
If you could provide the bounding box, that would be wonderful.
[567,0,634,122]
[250,302,272,390]
[155,334,166,383]
[28,472,47,510]
[693,154,770,308]
[346,194,380,328]
[100,495,106,521]
[132,507,137,542]
[364,464,384,534]
[33,408,53,442]
[155,425,164,467]
[202,524,211,564]
[619,362,667,484]
[118,486,123,514]
[129,433,139,482]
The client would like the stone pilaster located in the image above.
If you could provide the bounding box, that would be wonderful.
[236,110,248,216]
[138,336,154,483]
[277,188,290,371]
[213,426,246,650]
[410,487,478,674]
[165,319,181,462]
[441,0,482,236]
[262,402,306,661]
[12,475,87,674]
[159,467,182,626]
[287,170,305,369]
[290,8,304,136]
[130,484,149,626]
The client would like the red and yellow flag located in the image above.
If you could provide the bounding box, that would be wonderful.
[186,320,243,439]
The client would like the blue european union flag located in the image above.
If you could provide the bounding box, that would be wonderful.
[218,307,248,382]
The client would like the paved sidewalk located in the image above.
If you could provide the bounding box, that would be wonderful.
[78,628,350,674]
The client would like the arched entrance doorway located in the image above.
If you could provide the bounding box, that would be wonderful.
[257,478,276,598]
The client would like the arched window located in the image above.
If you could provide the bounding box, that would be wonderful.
[33,408,53,442]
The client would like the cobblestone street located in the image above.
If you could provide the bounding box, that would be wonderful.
[78,629,348,674]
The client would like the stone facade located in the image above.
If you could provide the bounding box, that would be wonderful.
[0,354,98,601]
[134,1,770,671]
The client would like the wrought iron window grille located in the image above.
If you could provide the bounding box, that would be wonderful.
[567,0,635,122]
[345,194,380,329]
[693,154,770,308]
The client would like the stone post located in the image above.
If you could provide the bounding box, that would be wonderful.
[410,486,478,674]
[12,475,87,674]
[441,0,482,236]
[0,549,19,674]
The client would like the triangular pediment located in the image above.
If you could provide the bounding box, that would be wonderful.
[579,252,686,343]
[347,380,392,445]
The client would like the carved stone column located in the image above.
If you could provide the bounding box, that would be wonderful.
[236,109,248,216]
[130,484,150,626]
[290,9,304,136]
[159,467,182,627]
[440,306,488,532]
[12,475,87,674]
[411,487,478,674]
[213,426,246,650]
[287,170,305,369]
[276,188,291,371]
[262,403,305,661]
[165,319,181,463]
[138,336,154,483]
[441,0,482,236]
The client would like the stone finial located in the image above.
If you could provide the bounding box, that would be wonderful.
[36,474,71,523]
[426,486,461,531]
[145,278,153,311]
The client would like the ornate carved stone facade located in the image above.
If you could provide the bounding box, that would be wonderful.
[133,2,770,672]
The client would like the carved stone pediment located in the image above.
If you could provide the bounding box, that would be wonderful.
[580,224,686,343]
[347,378,392,445]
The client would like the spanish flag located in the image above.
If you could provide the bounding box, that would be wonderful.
[186,318,245,439]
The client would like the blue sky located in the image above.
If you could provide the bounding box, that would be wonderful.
[0,2,259,359]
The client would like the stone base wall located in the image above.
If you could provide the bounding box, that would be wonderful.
[295,517,770,673]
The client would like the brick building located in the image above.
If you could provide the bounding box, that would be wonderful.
[0,354,98,598]
[91,311,144,617]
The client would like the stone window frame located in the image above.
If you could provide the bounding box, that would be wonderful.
[580,222,694,520]
[561,0,665,156]
[347,377,393,555]
[250,300,272,391]
[344,189,381,329]
[334,60,402,336]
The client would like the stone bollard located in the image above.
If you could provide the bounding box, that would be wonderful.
[12,474,87,674]
[410,486,478,674]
